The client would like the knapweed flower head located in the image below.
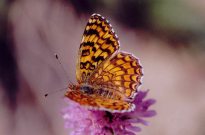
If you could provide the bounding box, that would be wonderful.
[62,90,156,135]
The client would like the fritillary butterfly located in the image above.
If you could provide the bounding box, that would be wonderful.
[65,13,143,113]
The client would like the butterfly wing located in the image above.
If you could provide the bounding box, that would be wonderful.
[65,90,135,112]
[88,52,143,100]
[76,14,120,83]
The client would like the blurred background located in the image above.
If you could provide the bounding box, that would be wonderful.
[1,0,205,135]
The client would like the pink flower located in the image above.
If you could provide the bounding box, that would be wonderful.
[62,90,156,135]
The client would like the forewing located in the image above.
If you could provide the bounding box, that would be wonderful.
[76,14,120,83]
[88,52,143,100]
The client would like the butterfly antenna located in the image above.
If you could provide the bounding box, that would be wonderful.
[44,86,68,97]
[39,36,74,85]
[54,53,73,85]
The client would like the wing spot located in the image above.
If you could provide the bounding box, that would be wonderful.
[103,32,111,39]
[81,42,94,47]
[124,75,131,81]
[115,76,121,81]
[124,82,131,88]
[127,68,135,74]
[92,47,96,52]
[115,71,125,76]
[131,75,138,81]
[94,49,103,56]
[89,65,95,70]
[116,59,125,65]
[89,34,96,42]
[122,63,132,69]
[124,55,132,61]
[132,61,137,66]
[116,53,123,58]
[106,64,115,71]
[97,38,104,44]
[82,49,90,56]
[88,19,92,23]
[85,26,90,31]
[110,67,121,73]
[136,68,142,74]
[91,56,104,62]
[84,29,99,37]
[101,44,110,49]
[92,24,97,29]
[125,89,131,97]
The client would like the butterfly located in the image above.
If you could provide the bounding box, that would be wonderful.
[65,13,143,113]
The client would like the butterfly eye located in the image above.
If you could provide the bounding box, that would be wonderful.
[80,86,94,94]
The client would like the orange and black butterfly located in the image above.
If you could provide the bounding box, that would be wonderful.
[65,13,143,113]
